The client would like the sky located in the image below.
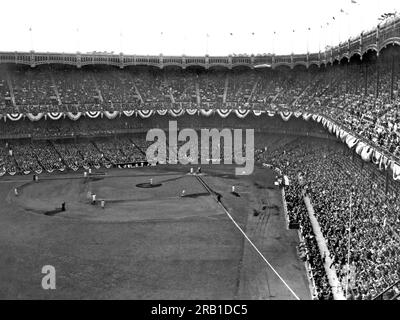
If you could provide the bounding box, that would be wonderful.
[0,0,399,56]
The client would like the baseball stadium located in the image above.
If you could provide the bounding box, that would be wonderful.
[1,1,400,301]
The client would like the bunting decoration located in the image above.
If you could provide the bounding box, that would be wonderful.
[339,129,348,141]
[103,110,119,119]
[267,110,275,117]
[360,146,373,162]
[371,150,382,165]
[137,110,154,118]
[48,112,63,120]
[122,110,135,117]
[355,141,367,155]
[169,109,185,117]
[200,109,214,117]
[235,109,250,118]
[105,163,112,169]
[185,109,198,116]
[345,135,359,149]
[280,111,292,121]
[391,162,400,180]
[67,112,82,121]
[6,113,24,121]
[26,113,44,121]
[156,109,168,116]
[252,110,264,117]
[216,109,232,118]
[86,111,101,118]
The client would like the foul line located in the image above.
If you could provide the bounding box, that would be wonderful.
[196,175,300,300]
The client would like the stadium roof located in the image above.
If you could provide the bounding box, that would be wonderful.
[0,0,399,56]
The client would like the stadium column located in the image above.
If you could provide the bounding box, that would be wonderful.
[364,64,368,96]
[376,53,380,98]
[355,64,359,94]
[390,52,395,100]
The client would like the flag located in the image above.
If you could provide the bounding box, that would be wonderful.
[351,0,357,3]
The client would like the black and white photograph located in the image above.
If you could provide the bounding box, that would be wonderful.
[0,0,399,309]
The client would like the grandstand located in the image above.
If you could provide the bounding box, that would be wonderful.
[0,12,399,301]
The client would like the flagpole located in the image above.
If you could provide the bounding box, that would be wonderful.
[160,32,163,55]
[292,29,295,54]
[183,34,187,55]
[206,33,209,55]
[29,27,33,51]
[119,31,123,54]
[272,31,276,55]
[76,27,80,53]
[230,32,234,55]
[251,32,255,55]
[319,26,322,52]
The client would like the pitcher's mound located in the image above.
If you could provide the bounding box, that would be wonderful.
[136,182,162,188]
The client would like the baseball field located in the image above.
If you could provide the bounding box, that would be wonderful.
[0,164,310,299]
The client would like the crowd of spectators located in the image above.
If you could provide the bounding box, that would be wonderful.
[0,136,148,174]
[1,59,399,161]
[256,137,400,300]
